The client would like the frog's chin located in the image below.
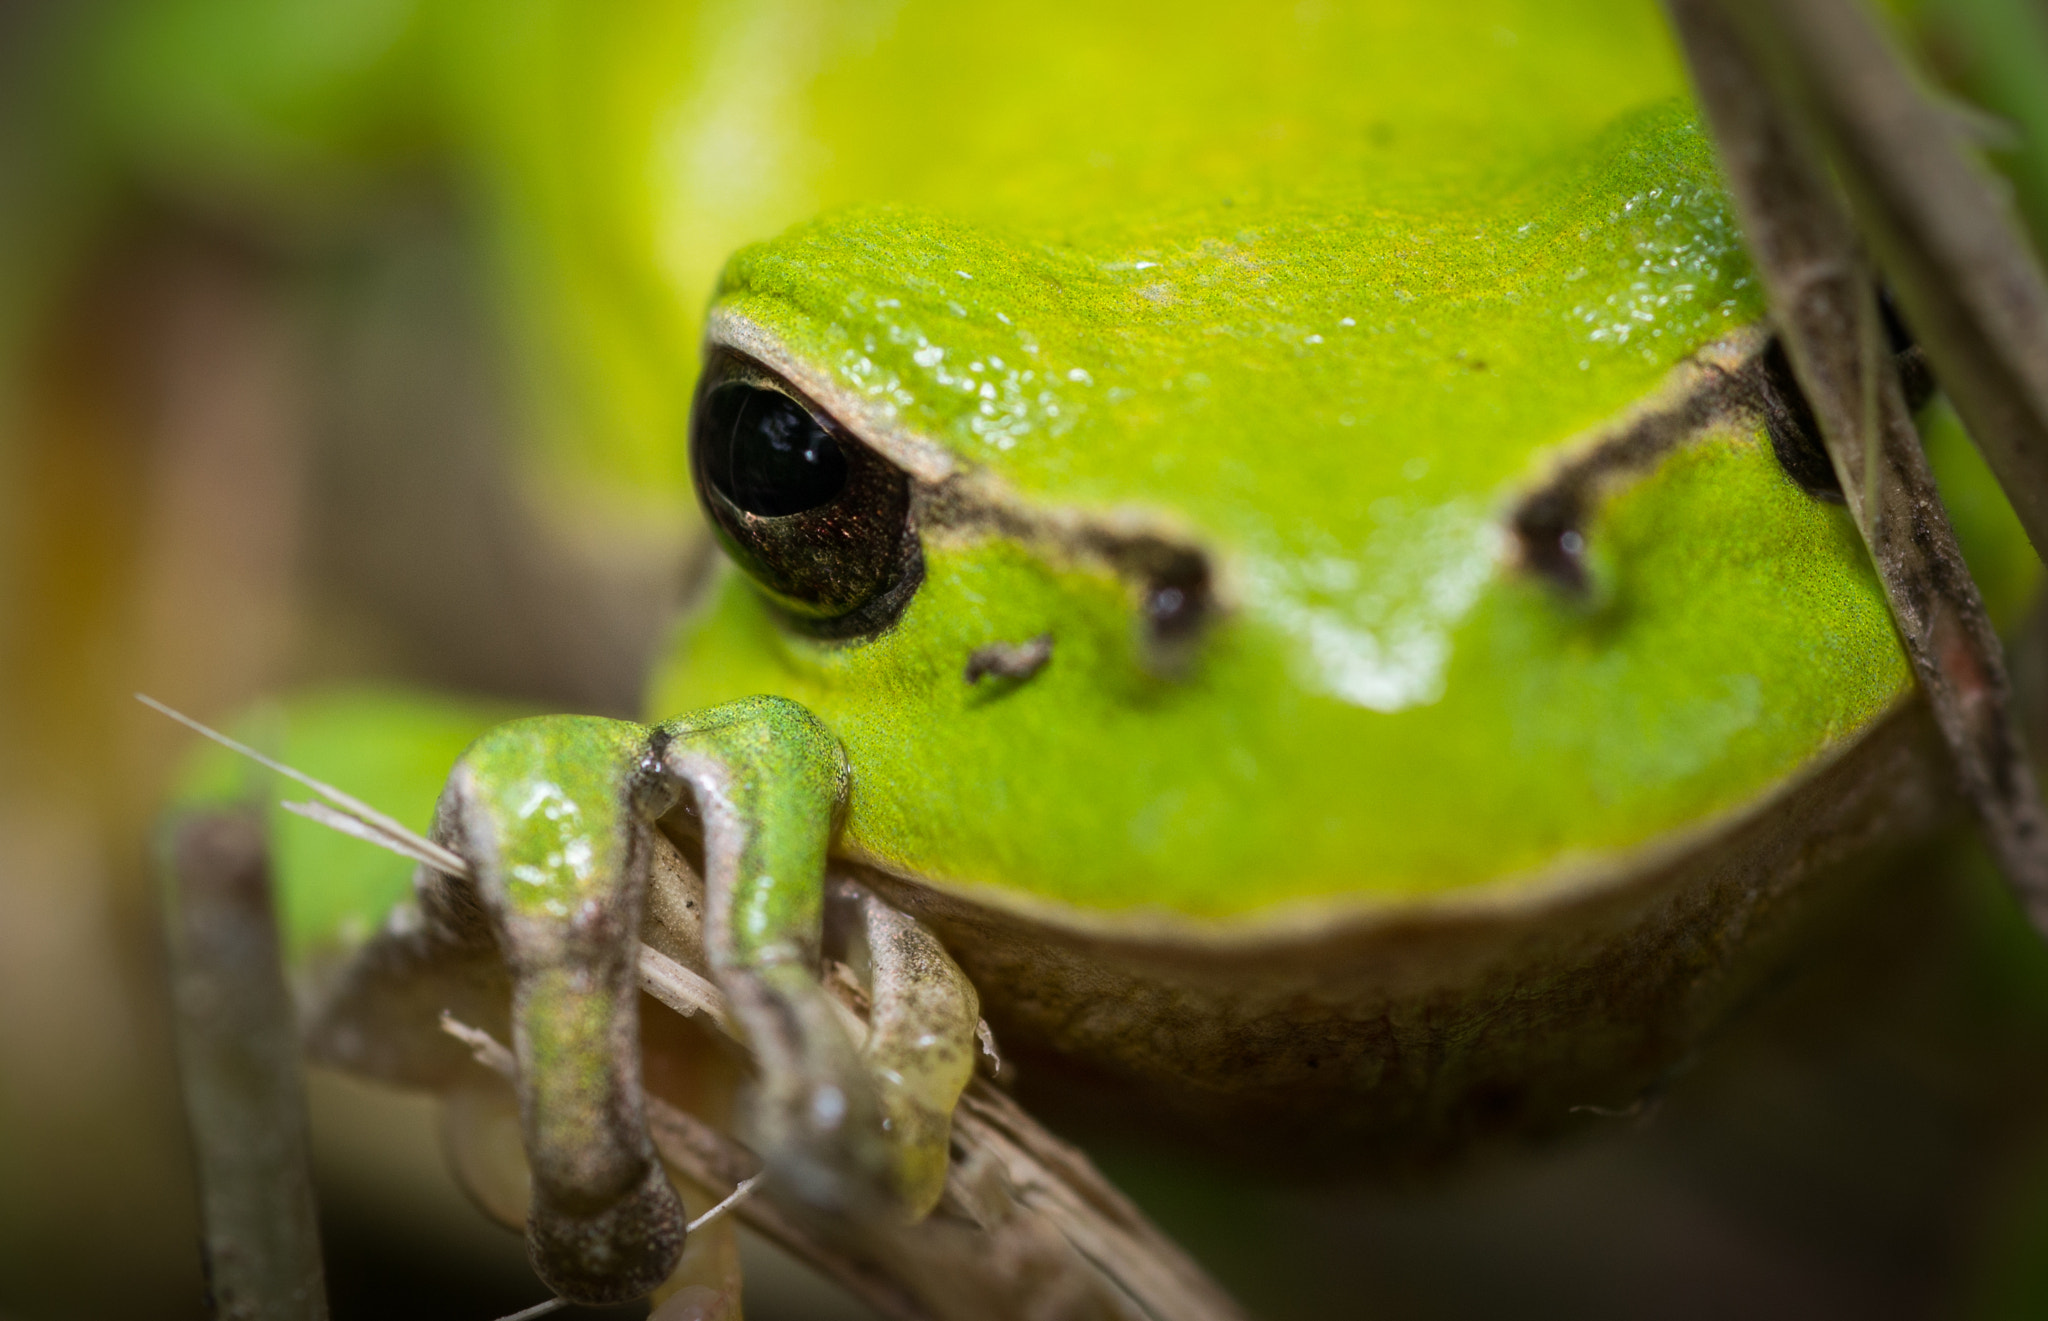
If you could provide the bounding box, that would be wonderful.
[846,692,1942,951]
[830,696,1950,1161]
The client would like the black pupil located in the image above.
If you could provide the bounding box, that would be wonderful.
[702,382,848,517]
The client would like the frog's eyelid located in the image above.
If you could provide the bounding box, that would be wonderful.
[708,306,958,484]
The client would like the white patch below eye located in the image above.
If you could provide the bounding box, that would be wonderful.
[1244,503,1498,712]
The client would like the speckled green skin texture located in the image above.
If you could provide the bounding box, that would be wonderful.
[653,697,846,970]
[462,717,650,934]
[109,0,2035,924]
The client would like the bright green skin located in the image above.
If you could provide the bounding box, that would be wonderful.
[117,0,2046,1291]
[111,1,2036,938]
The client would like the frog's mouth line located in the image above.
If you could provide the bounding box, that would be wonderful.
[707,307,1223,670]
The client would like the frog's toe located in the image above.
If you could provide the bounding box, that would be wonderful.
[651,697,974,1216]
[528,1158,689,1303]
[839,881,981,1218]
[730,956,892,1210]
[726,920,976,1220]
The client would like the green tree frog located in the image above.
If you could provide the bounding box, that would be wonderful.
[71,0,2043,1304]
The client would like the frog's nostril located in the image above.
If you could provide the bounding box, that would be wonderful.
[1144,552,1212,647]
[964,634,1054,684]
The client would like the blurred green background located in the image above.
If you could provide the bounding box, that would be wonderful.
[10,0,2048,1317]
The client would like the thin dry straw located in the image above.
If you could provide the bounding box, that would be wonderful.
[135,693,470,877]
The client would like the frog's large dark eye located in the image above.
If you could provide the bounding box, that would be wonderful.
[1758,336,1844,503]
[1761,289,1936,504]
[697,383,848,516]
[690,350,919,633]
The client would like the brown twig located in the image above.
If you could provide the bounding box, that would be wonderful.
[643,1099,940,1321]
[163,811,329,1320]
[1665,0,2048,935]
[1722,0,2048,560]
[943,1082,1251,1321]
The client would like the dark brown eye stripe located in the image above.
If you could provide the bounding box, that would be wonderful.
[1511,317,1936,593]
[1511,364,1748,592]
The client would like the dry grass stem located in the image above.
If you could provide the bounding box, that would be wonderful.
[163,811,329,1320]
[1724,0,2048,558]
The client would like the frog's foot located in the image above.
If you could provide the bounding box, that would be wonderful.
[833,877,981,1218]
[440,715,687,1304]
[653,696,979,1219]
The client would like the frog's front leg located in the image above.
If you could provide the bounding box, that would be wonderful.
[440,716,689,1302]
[311,696,980,1298]
[653,696,980,1217]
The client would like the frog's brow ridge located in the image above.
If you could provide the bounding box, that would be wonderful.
[706,307,959,484]
[1510,333,1772,592]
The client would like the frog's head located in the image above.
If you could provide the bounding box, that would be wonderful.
[649,104,1966,926]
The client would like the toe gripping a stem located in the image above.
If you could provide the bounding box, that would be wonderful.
[362,699,973,1302]
[653,696,980,1221]
[651,697,885,1210]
